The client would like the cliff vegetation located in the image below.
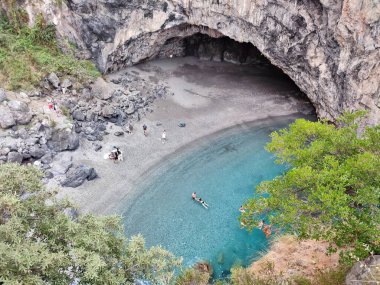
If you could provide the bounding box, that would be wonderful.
[0,12,99,90]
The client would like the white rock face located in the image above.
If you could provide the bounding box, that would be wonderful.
[15,0,380,123]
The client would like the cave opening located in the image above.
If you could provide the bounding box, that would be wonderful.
[158,33,268,65]
[154,31,314,111]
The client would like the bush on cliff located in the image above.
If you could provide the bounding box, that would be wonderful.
[241,112,380,263]
[0,164,181,284]
[0,13,99,90]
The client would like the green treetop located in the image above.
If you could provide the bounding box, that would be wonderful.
[241,112,380,262]
[0,163,181,285]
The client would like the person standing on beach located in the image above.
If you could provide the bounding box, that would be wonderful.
[161,130,167,144]
[128,123,133,134]
[143,124,147,136]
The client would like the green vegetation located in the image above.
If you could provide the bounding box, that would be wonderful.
[0,163,181,284]
[241,112,380,263]
[0,13,100,90]
[230,264,348,285]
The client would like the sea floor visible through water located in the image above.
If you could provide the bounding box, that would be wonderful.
[122,114,314,278]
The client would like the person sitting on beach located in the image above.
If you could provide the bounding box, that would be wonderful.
[110,146,121,162]
[109,151,117,161]
[128,123,133,134]
[143,124,147,136]
[192,192,197,200]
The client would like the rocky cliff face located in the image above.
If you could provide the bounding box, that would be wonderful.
[9,0,380,124]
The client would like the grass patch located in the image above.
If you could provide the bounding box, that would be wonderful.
[0,14,100,90]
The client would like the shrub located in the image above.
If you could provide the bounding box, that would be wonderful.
[0,13,100,90]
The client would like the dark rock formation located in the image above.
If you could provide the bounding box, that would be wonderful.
[20,0,380,124]
[61,164,97,188]
[47,129,79,152]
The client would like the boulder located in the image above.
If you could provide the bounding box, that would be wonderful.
[0,148,10,156]
[29,146,46,159]
[114,131,124,136]
[125,103,135,115]
[48,72,60,88]
[92,77,115,100]
[61,79,73,89]
[47,129,79,152]
[0,106,16,129]
[7,151,23,163]
[8,100,28,112]
[94,144,102,152]
[102,105,114,118]
[41,152,54,164]
[51,155,73,175]
[61,164,97,187]
[345,255,380,285]
[7,101,33,125]
[72,110,86,121]
[0,88,7,102]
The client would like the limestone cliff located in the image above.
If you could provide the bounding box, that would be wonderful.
[5,0,380,124]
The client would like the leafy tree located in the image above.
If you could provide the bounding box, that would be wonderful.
[175,268,210,285]
[241,112,380,262]
[0,164,181,285]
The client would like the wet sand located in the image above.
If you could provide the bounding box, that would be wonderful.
[56,57,314,215]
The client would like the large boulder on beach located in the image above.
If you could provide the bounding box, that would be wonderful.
[47,129,79,152]
[7,152,23,164]
[0,106,15,129]
[29,145,46,159]
[61,164,97,188]
[72,110,86,121]
[48,72,60,89]
[7,100,33,125]
[92,77,116,100]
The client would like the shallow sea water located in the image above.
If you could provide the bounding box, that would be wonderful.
[122,115,311,278]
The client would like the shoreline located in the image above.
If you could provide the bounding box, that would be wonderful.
[56,57,315,215]
[118,112,312,215]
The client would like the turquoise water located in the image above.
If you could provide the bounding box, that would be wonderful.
[122,115,309,278]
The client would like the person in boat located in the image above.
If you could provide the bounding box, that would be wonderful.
[192,192,197,200]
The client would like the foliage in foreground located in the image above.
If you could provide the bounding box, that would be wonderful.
[0,164,181,285]
[0,14,99,90]
[230,264,348,285]
[241,112,380,262]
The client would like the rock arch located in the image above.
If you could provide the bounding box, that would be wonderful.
[23,0,380,123]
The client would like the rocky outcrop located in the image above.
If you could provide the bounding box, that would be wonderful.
[345,255,380,285]
[15,0,380,124]
[47,129,79,152]
[61,164,97,188]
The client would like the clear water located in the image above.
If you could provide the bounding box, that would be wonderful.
[122,115,309,278]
